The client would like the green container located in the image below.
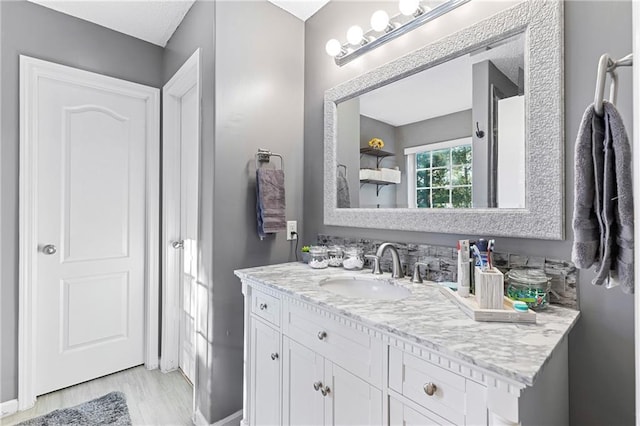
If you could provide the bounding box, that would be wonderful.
[506,268,551,311]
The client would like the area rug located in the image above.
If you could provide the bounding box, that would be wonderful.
[18,391,131,426]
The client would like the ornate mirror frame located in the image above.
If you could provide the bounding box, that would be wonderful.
[324,0,564,240]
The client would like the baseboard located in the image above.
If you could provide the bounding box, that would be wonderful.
[193,408,242,426]
[1,399,18,418]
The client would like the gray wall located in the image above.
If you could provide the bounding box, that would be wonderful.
[161,0,214,421]
[0,0,164,403]
[212,1,304,422]
[472,60,518,207]
[163,1,304,422]
[395,109,472,151]
[337,98,361,207]
[304,1,635,424]
[360,116,397,208]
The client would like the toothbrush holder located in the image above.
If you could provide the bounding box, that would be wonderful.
[474,267,504,309]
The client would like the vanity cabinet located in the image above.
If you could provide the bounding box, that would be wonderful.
[239,272,572,426]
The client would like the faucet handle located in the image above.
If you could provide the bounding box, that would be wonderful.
[365,254,383,275]
[410,262,430,283]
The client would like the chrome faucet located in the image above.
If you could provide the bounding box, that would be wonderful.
[366,243,403,278]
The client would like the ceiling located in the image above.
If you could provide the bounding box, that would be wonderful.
[359,33,525,127]
[359,54,473,127]
[28,0,196,47]
[267,0,329,21]
[28,0,329,48]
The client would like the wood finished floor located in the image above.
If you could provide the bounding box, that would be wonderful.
[1,366,193,426]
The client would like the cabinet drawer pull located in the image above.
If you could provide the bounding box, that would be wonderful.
[270,353,279,360]
[423,382,437,396]
[321,385,331,396]
[259,303,268,310]
[317,331,327,340]
[313,381,323,391]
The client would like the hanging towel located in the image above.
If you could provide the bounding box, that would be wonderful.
[571,101,634,293]
[256,168,286,240]
[337,167,351,208]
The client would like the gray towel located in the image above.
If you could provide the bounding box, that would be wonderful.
[337,167,351,208]
[256,168,286,239]
[572,101,634,293]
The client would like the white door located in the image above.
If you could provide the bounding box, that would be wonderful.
[249,318,281,426]
[25,58,159,396]
[162,50,200,384]
[178,82,199,383]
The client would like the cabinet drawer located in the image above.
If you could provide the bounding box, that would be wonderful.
[389,347,465,424]
[283,301,383,387]
[251,288,281,327]
[389,396,454,426]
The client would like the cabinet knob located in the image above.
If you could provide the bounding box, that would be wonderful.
[259,303,267,310]
[423,382,437,396]
[313,381,323,391]
[270,353,279,360]
[317,331,327,340]
[321,386,331,397]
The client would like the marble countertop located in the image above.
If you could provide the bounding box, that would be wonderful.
[235,262,580,387]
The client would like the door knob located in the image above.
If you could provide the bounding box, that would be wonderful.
[172,240,184,249]
[42,244,57,255]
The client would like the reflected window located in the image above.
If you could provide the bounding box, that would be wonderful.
[405,138,472,208]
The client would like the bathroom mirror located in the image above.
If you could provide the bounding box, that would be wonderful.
[324,0,564,239]
[337,32,525,210]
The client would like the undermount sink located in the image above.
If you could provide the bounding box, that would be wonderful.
[319,276,411,301]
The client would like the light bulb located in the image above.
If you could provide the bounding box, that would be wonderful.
[399,0,420,16]
[325,39,343,57]
[346,25,364,45]
[370,10,390,32]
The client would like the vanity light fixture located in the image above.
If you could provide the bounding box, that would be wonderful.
[346,25,366,46]
[399,0,424,16]
[370,10,392,33]
[325,0,470,66]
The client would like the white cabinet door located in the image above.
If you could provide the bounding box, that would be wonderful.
[282,337,324,425]
[325,361,383,425]
[282,336,383,426]
[250,318,281,426]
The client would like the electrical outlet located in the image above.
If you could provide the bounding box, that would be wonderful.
[286,220,298,240]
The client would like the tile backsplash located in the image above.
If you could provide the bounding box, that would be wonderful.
[317,234,578,310]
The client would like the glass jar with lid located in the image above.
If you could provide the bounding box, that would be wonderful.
[327,245,344,267]
[506,268,551,310]
[342,247,365,270]
[308,246,329,269]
